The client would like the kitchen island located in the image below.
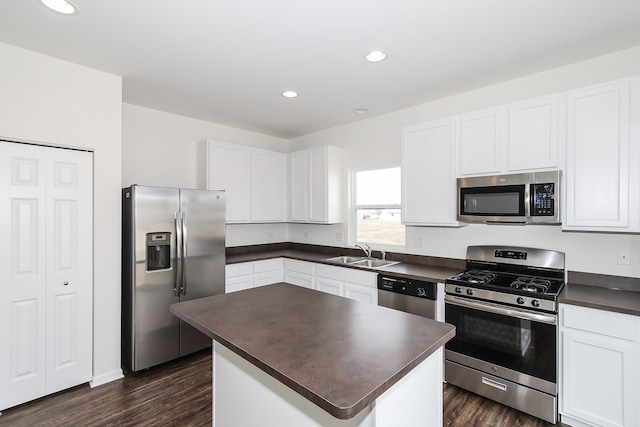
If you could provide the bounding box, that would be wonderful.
[171,283,455,426]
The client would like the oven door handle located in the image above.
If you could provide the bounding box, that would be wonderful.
[445,295,557,325]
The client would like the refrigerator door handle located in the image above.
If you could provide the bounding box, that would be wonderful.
[181,211,188,295]
[174,212,183,297]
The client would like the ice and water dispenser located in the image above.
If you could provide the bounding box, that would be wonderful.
[146,232,171,271]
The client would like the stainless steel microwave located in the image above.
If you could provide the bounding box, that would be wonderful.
[457,171,561,224]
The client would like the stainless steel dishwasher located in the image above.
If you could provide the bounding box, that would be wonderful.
[377,274,438,319]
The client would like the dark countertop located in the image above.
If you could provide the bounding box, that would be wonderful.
[559,283,640,317]
[171,283,456,420]
[226,248,463,283]
[226,244,640,317]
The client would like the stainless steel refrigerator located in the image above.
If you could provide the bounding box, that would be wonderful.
[122,185,225,373]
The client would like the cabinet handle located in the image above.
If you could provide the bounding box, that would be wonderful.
[482,376,507,392]
[63,281,69,286]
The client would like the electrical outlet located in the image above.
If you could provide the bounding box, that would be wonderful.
[303,231,310,238]
[413,237,423,248]
[617,248,631,265]
[336,232,343,242]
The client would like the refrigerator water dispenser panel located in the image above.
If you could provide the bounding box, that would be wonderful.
[146,232,171,271]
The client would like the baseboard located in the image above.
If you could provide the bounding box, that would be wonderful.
[90,369,124,388]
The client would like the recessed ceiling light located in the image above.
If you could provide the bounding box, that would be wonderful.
[39,0,77,15]
[353,108,369,114]
[282,90,298,98]
[366,50,386,63]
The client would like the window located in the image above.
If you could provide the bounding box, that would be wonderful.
[354,166,405,246]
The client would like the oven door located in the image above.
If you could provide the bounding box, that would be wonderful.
[444,295,557,390]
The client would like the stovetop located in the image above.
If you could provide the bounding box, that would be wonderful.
[447,269,565,300]
[444,245,566,313]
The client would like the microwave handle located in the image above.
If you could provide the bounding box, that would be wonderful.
[524,184,531,218]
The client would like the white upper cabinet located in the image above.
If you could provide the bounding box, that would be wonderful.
[198,140,286,223]
[288,145,342,224]
[507,95,559,171]
[563,78,640,232]
[458,108,503,176]
[459,97,560,176]
[401,118,462,226]
[251,149,287,222]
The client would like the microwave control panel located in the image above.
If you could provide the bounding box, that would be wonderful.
[531,183,555,216]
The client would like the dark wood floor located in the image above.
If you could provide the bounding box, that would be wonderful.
[0,350,562,426]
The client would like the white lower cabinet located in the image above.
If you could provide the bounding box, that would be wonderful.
[559,304,639,427]
[283,259,379,302]
[314,264,378,304]
[225,259,283,293]
[283,259,315,289]
[0,142,93,412]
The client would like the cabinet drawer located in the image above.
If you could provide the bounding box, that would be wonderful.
[283,259,314,275]
[253,258,282,273]
[226,262,254,278]
[561,305,636,341]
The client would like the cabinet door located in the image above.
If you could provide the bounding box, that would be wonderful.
[459,108,503,175]
[344,282,377,305]
[561,330,635,426]
[564,80,631,230]
[251,150,286,222]
[402,119,460,225]
[315,276,343,296]
[0,142,92,410]
[308,147,328,222]
[288,150,307,222]
[508,96,559,171]
[206,142,251,222]
[559,305,638,427]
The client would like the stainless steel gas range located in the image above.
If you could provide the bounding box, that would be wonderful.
[444,245,565,424]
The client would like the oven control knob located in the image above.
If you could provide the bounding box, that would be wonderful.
[466,289,473,296]
[516,297,525,305]
[455,287,462,294]
[531,300,540,308]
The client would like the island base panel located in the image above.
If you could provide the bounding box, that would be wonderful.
[212,342,443,426]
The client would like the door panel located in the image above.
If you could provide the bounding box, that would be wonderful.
[45,147,93,394]
[131,186,181,370]
[179,188,225,356]
[0,142,47,410]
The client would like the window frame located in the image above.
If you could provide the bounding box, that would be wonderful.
[350,164,405,248]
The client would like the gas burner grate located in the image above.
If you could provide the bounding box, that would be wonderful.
[510,277,551,293]
[456,270,497,285]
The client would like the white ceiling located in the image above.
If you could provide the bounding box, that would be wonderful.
[1,1,640,139]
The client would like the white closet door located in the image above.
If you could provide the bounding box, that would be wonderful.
[0,141,93,410]
[45,147,93,394]
[0,142,48,409]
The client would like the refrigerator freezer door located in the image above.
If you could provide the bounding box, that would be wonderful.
[179,188,226,355]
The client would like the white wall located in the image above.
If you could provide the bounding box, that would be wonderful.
[122,103,289,188]
[0,43,123,381]
[289,46,640,278]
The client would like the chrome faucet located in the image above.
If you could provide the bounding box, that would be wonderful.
[355,243,372,258]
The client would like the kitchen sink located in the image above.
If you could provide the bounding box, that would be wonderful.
[350,259,399,268]
[325,256,399,268]
[325,256,366,264]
